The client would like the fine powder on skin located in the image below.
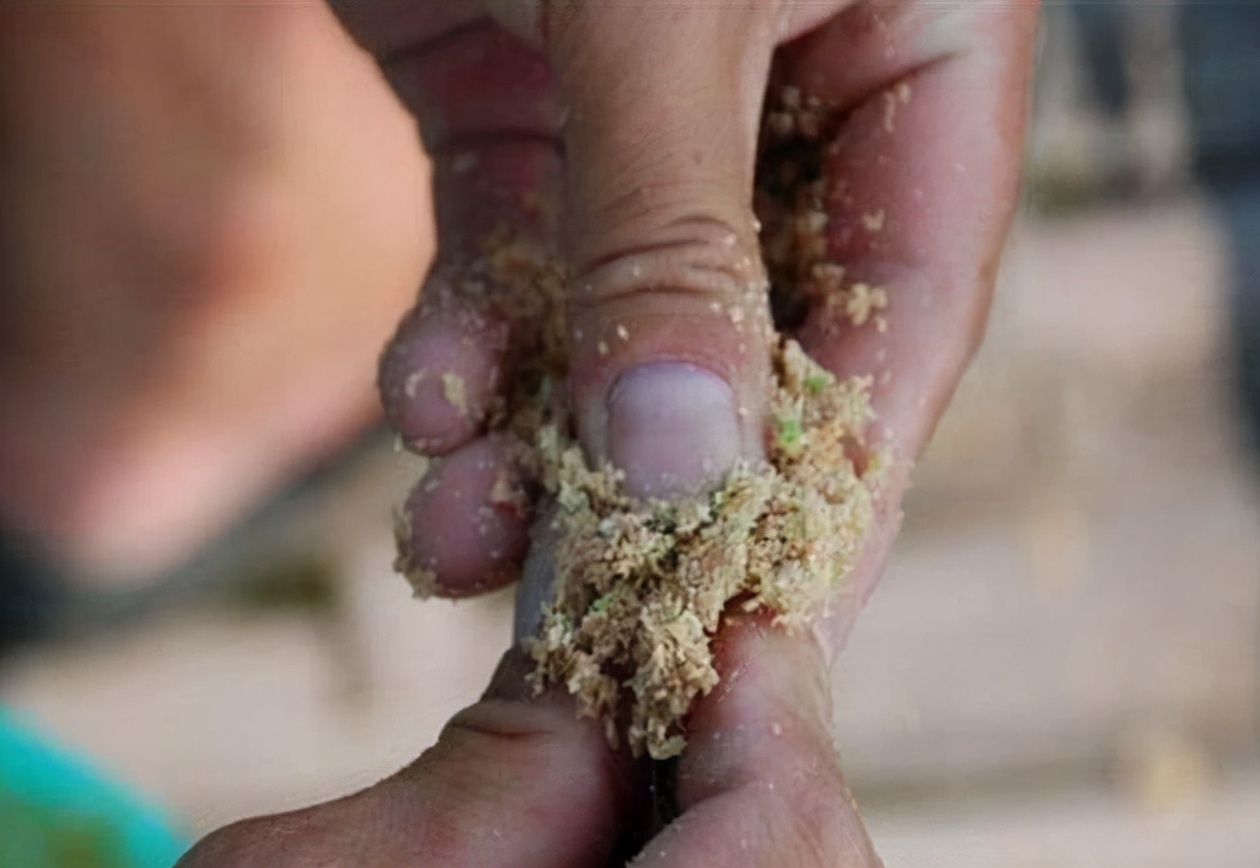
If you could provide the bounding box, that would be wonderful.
[394,86,886,759]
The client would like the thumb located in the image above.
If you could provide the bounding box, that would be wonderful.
[177,649,640,868]
[546,2,785,497]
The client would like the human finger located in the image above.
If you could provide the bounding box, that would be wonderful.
[178,649,639,868]
[337,6,564,592]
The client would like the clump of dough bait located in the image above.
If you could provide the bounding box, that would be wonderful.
[393,86,886,758]
[527,340,882,758]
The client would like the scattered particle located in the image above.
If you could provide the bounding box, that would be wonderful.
[404,370,426,398]
[883,80,912,133]
[489,471,528,513]
[804,370,834,394]
[838,283,889,327]
[883,92,898,133]
[441,372,468,415]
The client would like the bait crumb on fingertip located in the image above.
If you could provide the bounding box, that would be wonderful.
[392,508,440,599]
[441,372,468,415]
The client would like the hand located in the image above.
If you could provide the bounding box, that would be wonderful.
[359,0,1037,606]
[0,1,427,580]
[182,1,1036,864]
[178,611,889,867]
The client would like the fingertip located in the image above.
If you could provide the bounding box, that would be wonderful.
[396,435,530,598]
[676,614,836,804]
[379,306,510,455]
[635,618,880,867]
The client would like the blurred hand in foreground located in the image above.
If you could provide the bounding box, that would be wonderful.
[0,1,429,582]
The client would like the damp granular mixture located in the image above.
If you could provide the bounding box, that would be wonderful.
[394,86,887,759]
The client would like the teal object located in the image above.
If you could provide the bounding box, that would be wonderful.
[0,708,188,868]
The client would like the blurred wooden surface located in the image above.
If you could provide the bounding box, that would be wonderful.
[867,771,1260,868]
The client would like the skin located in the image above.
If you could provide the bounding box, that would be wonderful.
[3,0,1037,863]
[363,0,1037,601]
[187,1,1037,864]
[0,1,429,579]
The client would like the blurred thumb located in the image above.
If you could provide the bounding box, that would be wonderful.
[545,2,784,497]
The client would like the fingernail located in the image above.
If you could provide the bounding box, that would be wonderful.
[607,363,742,499]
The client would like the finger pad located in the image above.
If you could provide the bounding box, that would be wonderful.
[380,312,507,453]
[400,437,529,596]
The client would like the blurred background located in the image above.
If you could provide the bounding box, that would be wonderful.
[1,2,1258,866]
